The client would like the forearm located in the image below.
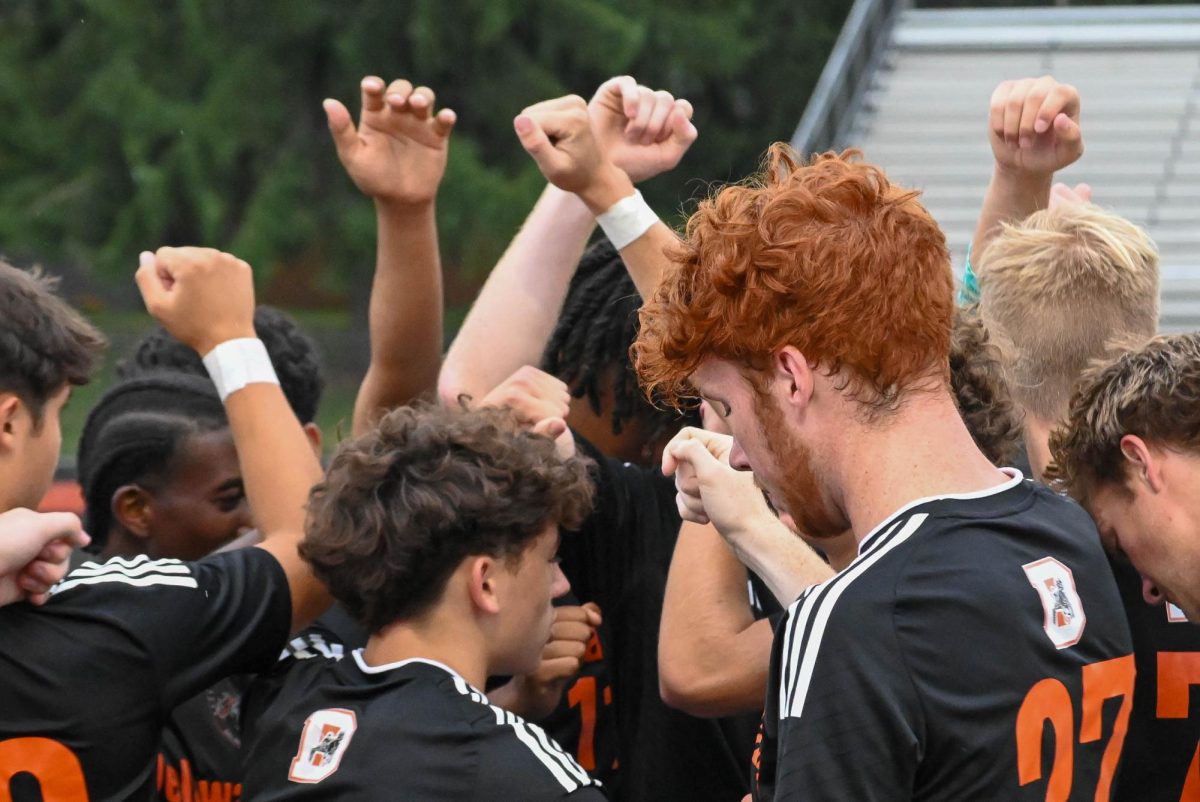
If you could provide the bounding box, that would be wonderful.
[970,165,1053,264]
[576,166,677,300]
[352,200,443,435]
[226,383,328,630]
[439,185,595,404]
[724,514,834,606]
[659,521,774,717]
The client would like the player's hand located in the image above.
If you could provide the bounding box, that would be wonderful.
[511,603,602,720]
[989,76,1083,177]
[325,76,457,207]
[479,366,571,425]
[135,247,257,356]
[1049,181,1092,210]
[588,76,697,183]
[478,366,576,458]
[0,509,90,607]
[515,94,629,207]
[662,427,774,539]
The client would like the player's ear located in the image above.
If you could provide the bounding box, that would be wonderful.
[467,556,502,616]
[775,346,814,415]
[1118,434,1163,493]
[0,393,22,453]
[302,423,323,459]
[112,485,154,540]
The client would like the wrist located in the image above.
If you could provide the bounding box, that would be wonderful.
[374,196,436,217]
[578,163,636,217]
[202,337,280,402]
[992,162,1054,194]
[191,327,258,359]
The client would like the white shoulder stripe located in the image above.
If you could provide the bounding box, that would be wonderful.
[51,572,199,596]
[446,673,596,792]
[782,513,927,720]
[511,721,581,793]
[69,560,192,579]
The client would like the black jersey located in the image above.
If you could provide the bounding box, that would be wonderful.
[0,548,291,802]
[1109,556,1200,802]
[155,608,366,802]
[752,472,1134,801]
[562,434,772,802]
[241,651,605,800]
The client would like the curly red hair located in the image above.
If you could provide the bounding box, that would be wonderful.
[634,145,953,412]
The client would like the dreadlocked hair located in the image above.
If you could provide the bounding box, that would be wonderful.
[542,236,696,443]
[76,373,228,551]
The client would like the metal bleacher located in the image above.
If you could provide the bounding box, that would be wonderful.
[793,3,1200,331]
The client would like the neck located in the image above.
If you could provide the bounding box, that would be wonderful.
[1022,414,1057,483]
[99,530,149,561]
[362,607,489,690]
[833,390,1010,544]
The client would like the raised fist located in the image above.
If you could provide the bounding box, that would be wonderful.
[988,76,1083,176]
[135,247,256,356]
[588,76,697,183]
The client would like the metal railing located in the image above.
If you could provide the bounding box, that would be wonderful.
[790,0,906,157]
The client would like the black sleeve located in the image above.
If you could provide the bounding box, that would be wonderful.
[53,548,292,710]
[473,712,609,800]
[765,589,922,800]
[559,431,679,611]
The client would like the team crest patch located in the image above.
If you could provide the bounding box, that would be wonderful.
[1023,557,1086,649]
[288,708,357,784]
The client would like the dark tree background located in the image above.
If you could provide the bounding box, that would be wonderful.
[1,0,1179,447]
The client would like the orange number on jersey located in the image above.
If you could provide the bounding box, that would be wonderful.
[0,737,88,800]
[1156,652,1200,802]
[1015,655,1135,802]
[1016,678,1074,802]
[568,677,597,771]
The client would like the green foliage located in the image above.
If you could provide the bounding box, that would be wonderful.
[0,0,848,295]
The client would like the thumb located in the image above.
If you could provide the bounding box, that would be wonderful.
[323,98,357,159]
[1073,182,1092,202]
[582,601,602,627]
[514,115,570,178]
[134,251,168,311]
[666,437,723,482]
[668,106,698,148]
[532,416,567,440]
[1053,113,1082,147]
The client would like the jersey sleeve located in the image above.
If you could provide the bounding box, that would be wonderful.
[472,708,607,801]
[765,587,923,800]
[50,547,292,710]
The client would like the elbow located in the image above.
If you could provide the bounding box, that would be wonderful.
[435,372,470,409]
[658,659,739,719]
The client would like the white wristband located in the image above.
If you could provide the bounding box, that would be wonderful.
[202,338,279,402]
[595,190,660,250]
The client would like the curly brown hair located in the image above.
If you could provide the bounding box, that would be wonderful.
[951,307,1023,466]
[300,403,595,633]
[634,144,953,415]
[1047,333,1200,503]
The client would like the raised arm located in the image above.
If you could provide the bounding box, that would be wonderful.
[969,77,1083,271]
[323,76,456,435]
[513,80,696,301]
[135,247,328,632]
[441,78,696,405]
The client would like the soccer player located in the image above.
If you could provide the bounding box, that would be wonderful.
[513,94,1135,798]
[444,77,789,799]
[0,247,329,801]
[1050,333,1200,623]
[239,402,605,800]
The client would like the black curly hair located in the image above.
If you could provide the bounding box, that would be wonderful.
[541,237,694,445]
[116,305,323,424]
